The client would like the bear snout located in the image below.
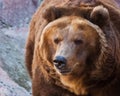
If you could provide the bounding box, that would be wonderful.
[53,56,67,69]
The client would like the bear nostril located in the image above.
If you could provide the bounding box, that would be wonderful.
[53,56,67,68]
[53,60,65,64]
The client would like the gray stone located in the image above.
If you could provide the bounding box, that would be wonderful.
[0,67,30,96]
[0,0,39,27]
[0,27,31,90]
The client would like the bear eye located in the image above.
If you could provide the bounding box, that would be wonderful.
[54,38,60,44]
[74,39,83,45]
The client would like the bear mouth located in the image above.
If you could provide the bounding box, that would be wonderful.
[58,69,71,75]
[55,67,71,75]
[54,62,81,75]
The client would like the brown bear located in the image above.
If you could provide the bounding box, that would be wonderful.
[25,0,120,96]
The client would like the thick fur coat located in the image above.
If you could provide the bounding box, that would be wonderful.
[25,0,120,96]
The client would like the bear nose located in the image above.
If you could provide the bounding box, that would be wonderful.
[53,56,67,69]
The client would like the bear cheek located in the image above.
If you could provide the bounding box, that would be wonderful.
[45,40,56,63]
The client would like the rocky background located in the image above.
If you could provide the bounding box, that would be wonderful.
[0,0,43,96]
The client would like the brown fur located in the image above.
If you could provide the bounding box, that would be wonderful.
[25,0,120,96]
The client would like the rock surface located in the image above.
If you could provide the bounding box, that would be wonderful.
[0,0,43,27]
[0,27,32,96]
[0,0,43,95]
[0,67,31,96]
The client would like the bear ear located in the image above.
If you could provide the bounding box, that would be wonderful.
[42,6,61,22]
[90,5,110,27]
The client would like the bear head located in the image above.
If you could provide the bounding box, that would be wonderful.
[38,5,116,95]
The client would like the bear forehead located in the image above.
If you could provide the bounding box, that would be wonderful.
[44,16,90,30]
[43,16,99,38]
